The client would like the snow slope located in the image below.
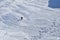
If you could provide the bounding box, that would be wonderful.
[0,0,60,40]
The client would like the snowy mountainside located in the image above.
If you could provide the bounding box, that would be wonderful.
[0,0,60,40]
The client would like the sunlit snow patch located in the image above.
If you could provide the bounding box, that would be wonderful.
[4,31,31,40]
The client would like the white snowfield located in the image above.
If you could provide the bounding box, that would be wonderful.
[0,0,60,40]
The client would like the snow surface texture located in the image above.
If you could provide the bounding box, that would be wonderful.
[0,0,60,40]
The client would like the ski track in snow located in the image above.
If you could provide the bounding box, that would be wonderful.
[0,0,60,40]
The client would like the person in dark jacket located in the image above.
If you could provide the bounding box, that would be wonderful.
[18,17,23,21]
[21,17,23,20]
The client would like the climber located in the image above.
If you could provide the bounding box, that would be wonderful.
[18,17,23,21]
[21,17,23,20]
